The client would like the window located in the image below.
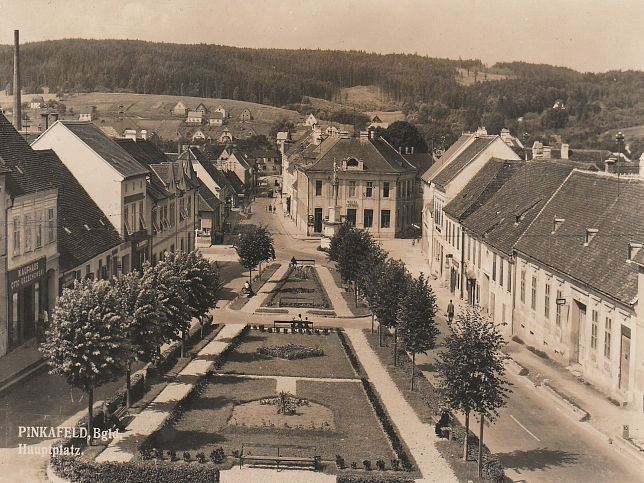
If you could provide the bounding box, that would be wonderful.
[531,275,537,310]
[124,205,132,235]
[35,210,43,248]
[544,283,550,319]
[591,310,598,350]
[604,317,612,359]
[170,202,175,226]
[492,254,497,281]
[507,263,512,293]
[131,202,137,233]
[555,290,563,325]
[47,208,55,243]
[381,209,390,228]
[348,181,356,197]
[139,201,146,230]
[13,217,20,255]
[499,258,504,287]
[315,180,322,196]
[365,181,373,198]
[383,182,390,198]
[24,213,32,252]
[179,198,185,221]
[187,196,192,217]
[364,209,373,228]
[456,227,460,249]
[477,241,481,268]
[520,270,526,303]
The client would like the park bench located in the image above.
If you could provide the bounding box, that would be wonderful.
[239,454,321,471]
[273,320,314,331]
[294,259,315,266]
[109,405,131,431]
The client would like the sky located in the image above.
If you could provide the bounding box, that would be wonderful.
[1,0,643,73]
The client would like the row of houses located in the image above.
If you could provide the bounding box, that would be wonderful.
[422,128,644,407]
[0,114,203,359]
[172,101,253,126]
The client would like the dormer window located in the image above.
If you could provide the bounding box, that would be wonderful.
[346,158,359,168]
[584,228,598,246]
[628,242,642,260]
[552,217,565,233]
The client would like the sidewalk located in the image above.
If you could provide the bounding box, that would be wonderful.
[0,338,45,394]
[315,266,352,317]
[506,339,644,451]
[345,328,458,483]
[96,324,246,463]
[386,238,644,461]
[241,262,289,313]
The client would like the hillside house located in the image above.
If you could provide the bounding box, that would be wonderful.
[29,97,44,109]
[192,130,206,142]
[195,103,208,115]
[219,128,233,144]
[239,108,252,121]
[79,113,92,122]
[214,105,227,118]
[186,111,204,125]
[305,113,317,126]
[208,112,225,126]
[172,101,188,116]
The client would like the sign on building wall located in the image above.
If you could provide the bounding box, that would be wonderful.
[8,257,46,292]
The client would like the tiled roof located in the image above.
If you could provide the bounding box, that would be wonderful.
[37,150,123,272]
[223,170,245,194]
[632,247,644,267]
[60,121,149,178]
[0,114,53,195]
[115,139,172,201]
[444,159,522,221]
[515,170,644,305]
[403,153,434,174]
[304,136,413,174]
[188,148,235,194]
[432,136,497,189]
[421,134,471,183]
[462,161,578,257]
[198,184,220,212]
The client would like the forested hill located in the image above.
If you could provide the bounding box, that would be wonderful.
[0,39,474,105]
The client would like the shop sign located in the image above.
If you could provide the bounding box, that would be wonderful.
[8,257,46,292]
[347,200,358,207]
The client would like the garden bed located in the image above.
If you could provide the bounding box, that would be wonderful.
[262,265,332,309]
[220,331,357,379]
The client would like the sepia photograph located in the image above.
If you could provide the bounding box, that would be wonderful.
[0,1,643,481]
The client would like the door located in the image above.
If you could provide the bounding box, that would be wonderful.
[619,326,631,391]
[481,274,490,311]
[314,208,323,233]
[570,300,585,363]
[346,209,356,226]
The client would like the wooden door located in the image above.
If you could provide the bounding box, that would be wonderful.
[619,331,630,391]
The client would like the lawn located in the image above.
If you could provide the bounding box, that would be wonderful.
[151,375,395,471]
[262,265,332,309]
[220,330,358,379]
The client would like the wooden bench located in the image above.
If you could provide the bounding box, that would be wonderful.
[110,405,131,431]
[294,259,315,266]
[240,454,320,471]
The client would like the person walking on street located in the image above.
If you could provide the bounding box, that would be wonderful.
[447,299,454,323]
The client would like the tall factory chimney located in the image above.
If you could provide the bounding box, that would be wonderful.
[13,30,22,131]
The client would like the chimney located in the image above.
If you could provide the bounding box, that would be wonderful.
[13,30,21,131]
[561,143,569,160]
[368,127,376,139]
[411,146,415,154]
[604,157,616,173]
[542,146,552,159]
[398,146,402,153]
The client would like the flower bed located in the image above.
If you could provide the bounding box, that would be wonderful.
[256,343,324,360]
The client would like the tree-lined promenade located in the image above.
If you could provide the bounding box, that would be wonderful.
[40,250,220,445]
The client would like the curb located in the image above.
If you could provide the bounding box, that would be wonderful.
[611,433,644,465]
[0,357,47,396]
[538,382,590,421]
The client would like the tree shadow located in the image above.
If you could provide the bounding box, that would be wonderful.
[496,447,580,472]
[224,350,274,364]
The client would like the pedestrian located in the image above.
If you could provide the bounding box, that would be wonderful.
[268,204,272,213]
[447,299,454,323]
[435,410,450,437]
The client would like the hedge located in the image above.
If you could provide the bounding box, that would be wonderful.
[337,330,361,374]
[337,474,414,483]
[360,378,413,472]
[51,455,219,483]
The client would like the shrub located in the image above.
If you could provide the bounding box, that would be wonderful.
[210,447,225,464]
[363,460,372,471]
[196,452,206,464]
[350,462,358,469]
[391,459,400,471]
[256,343,324,360]
[169,450,178,461]
[336,474,414,483]
[337,330,361,374]
[376,459,386,471]
[183,451,191,462]
[50,456,220,483]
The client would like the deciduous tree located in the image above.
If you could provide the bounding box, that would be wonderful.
[398,273,438,389]
[233,225,276,284]
[437,306,511,475]
[40,279,128,444]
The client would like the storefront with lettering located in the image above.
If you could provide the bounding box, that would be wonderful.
[7,257,49,351]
